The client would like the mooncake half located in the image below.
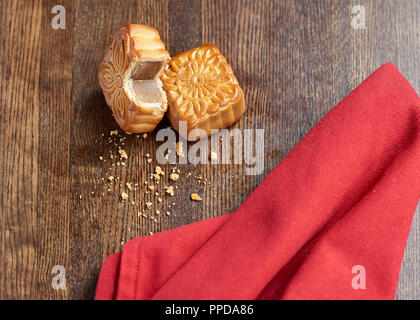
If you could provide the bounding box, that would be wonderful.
[161,44,246,141]
[98,24,170,133]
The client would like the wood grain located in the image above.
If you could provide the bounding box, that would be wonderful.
[0,0,419,299]
[35,0,74,300]
[0,0,42,299]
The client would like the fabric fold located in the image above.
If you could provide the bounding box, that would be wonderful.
[95,63,420,300]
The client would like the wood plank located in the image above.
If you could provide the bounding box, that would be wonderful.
[35,0,74,299]
[0,0,42,299]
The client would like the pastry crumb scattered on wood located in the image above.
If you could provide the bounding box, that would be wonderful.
[170,173,179,181]
[166,186,174,196]
[176,141,185,157]
[191,193,202,201]
[118,149,128,159]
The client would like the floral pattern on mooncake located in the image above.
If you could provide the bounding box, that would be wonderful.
[162,45,246,140]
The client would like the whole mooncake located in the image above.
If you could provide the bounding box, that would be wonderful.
[98,24,170,133]
[161,44,246,141]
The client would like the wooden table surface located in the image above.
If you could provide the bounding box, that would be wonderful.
[0,0,419,300]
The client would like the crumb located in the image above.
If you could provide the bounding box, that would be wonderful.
[210,152,218,161]
[155,166,164,176]
[110,130,118,136]
[166,186,174,196]
[143,133,147,138]
[191,193,202,201]
[121,192,128,201]
[118,149,128,159]
[176,141,185,157]
[146,202,152,209]
[99,156,103,161]
[148,185,155,191]
[126,182,133,190]
[170,173,179,181]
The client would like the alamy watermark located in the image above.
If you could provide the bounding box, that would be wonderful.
[351,265,366,290]
[351,5,366,30]
[51,265,66,290]
[51,5,66,30]
[155,121,265,176]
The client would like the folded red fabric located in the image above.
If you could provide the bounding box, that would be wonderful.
[95,63,420,300]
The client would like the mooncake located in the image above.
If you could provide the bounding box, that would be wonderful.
[161,45,246,141]
[98,24,170,133]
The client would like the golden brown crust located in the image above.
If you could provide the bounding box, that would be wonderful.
[161,44,246,141]
[123,24,170,62]
[98,24,170,133]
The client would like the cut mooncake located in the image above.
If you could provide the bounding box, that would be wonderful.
[161,44,246,141]
[98,24,170,133]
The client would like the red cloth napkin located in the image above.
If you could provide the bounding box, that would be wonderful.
[95,63,420,300]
